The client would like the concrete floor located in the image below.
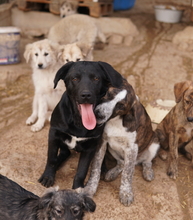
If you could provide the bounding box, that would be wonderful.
[1,5,193,220]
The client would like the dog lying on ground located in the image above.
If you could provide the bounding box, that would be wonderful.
[0,174,96,220]
[24,39,65,132]
[38,61,123,189]
[48,14,106,61]
[60,0,78,18]
[82,79,160,206]
[58,42,91,64]
[156,80,193,179]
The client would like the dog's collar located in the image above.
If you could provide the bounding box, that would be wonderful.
[66,133,100,140]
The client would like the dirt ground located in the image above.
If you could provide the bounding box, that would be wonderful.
[1,7,193,220]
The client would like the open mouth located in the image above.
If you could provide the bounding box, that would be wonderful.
[78,103,96,130]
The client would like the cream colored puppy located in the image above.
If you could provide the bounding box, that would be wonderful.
[58,42,93,64]
[24,39,65,132]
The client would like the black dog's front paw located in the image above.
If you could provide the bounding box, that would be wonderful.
[38,168,56,188]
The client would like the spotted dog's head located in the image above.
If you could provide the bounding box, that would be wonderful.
[95,79,137,124]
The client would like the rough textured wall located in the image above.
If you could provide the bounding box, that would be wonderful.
[135,0,191,12]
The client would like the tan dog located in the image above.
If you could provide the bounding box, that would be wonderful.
[156,81,193,179]
[58,42,92,64]
[48,14,106,61]
[24,39,65,132]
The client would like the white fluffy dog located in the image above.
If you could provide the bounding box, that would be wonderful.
[48,14,106,60]
[24,39,65,132]
[58,42,93,64]
[60,0,78,18]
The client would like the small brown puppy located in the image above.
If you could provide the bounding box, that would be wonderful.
[156,81,193,179]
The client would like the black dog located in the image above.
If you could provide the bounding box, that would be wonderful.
[0,174,96,220]
[38,61,123,189]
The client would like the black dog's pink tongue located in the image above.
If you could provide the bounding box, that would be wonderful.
[79,104,96,130]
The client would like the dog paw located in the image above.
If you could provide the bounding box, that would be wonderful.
[167,162,178,179]
[79,186,95,197]
[119,188,134,206]
[26,116,36,125]
[143,168,154,181]
[38,171,56,188]
[31,123,44,132]
[167,169,178,179]
[159,150,168,161]
[105,166,122,182]
[142,162,154,181]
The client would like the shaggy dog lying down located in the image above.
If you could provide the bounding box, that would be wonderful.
[0,174,96,220]
[48,14,106,61]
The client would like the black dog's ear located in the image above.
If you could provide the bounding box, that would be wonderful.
[54,61,74,88]
[82,195,96,213]
[98,61,123,88]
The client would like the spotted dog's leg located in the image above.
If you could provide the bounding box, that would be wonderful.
[83,140,107,197]
[95,90,127,124]
[119,134,138,206]
[142,162,154,181]
[105,145,124,181]
[105,161,124,182]
[141,142,160,181]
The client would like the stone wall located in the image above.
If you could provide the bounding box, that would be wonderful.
[0,3,12,26]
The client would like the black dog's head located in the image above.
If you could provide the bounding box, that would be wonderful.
[38,187,96,220]
[54,61,123,130]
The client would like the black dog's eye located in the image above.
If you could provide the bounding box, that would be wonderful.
[72,77,78,82]
[44,52,48,56]
[94,77,99,81]
[71,207,80,216]
[35,53,38,56]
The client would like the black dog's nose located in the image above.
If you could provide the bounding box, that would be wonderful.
[81,91,91,99]
[187,117,193,122]
[38,63,43,68]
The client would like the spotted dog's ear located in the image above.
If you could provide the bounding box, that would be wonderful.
[98,61,123,88]
[174,81,192,103]
[23,43,33,63]
[54,61,74,88]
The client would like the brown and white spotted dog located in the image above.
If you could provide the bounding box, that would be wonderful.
[83,79,160,206]
[156,81,193,180]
